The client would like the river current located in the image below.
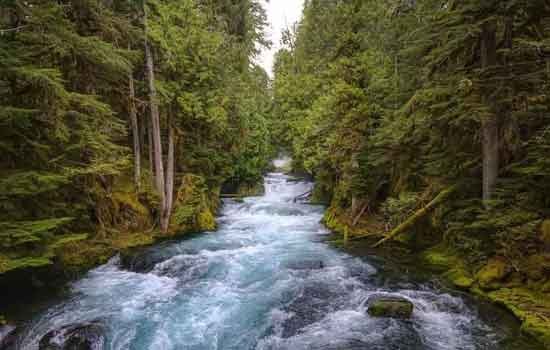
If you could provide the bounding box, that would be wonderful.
[14,161,540,349]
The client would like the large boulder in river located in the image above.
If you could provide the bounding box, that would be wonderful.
[367,296,414,319]
[39,323,104,350]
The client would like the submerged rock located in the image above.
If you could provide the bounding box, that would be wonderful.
[367,296,414,319]
[39,323,104,350]
[285,260,324,270]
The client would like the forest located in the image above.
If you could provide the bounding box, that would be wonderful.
[272,0,550,346]
[1,0,273,276]
[1,0,550,349]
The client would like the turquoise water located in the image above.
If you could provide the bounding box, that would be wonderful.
[15,169,539,349]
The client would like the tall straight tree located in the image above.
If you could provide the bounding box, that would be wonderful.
[481,19,498,203]
[128,60,141,191]
[143,1,167,231]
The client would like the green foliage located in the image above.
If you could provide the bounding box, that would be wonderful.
[0,0,271,274]
[271,5,550,339]
[381,192,421,229]
[171,174,216,231]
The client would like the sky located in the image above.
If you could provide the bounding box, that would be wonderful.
[257,0,304,77]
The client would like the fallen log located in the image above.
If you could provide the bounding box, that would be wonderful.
[372,184,458,248]
[293,190,312,203]
[352,202,370,226]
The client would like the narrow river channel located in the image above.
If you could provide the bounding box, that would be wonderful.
[13,161,542,349]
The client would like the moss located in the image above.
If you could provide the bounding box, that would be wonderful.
[421,246,457,270]
[0,256,53,274]
[112,192,150,217]
[368,298,414,318]
[56,241,114,272]
[197,209,216,231]
[476,257,511,290]
[521,254,550,282]
[50,234,88,249]
[445,268,474,289]
[486,288,550,348]
[421,246,476,289]
[171,174,218,232]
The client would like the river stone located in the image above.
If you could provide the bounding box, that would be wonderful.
[367,296,414,319]
[39,323,104,350]
[285,260,324,270]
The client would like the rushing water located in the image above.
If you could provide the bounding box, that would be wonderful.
[13,162,541,349]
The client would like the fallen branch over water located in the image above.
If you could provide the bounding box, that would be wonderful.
[372,184,458,248]
[293,190,312,202]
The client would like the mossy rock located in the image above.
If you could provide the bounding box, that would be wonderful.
[445,268,474,289]
[476,257,511,290]
[368,296,414,319]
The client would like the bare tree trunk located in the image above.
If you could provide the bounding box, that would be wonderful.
[481,20,498,203]
[144,3,166,228]
[162,121,176,232]
[147,119,154,179]
[128,64,141,191]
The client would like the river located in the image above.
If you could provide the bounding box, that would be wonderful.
[12,162,542,349]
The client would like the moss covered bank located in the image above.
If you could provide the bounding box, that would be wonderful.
[0,173,222,322]
[325,208,550,348]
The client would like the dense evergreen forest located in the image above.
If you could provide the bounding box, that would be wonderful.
[272,0,550,345]
[0,0,273,278]
[1,0,550,348]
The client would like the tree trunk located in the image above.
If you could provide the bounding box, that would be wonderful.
[162,122,176,232]
[147,119,154,179]
[481,20,498,203]
[144,3,166,228]
[128,65,141,191]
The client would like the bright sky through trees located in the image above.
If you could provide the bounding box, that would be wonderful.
[258,0,304,76]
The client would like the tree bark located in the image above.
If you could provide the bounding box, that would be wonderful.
[128,65,141,191]
[147,118,154,179]
[481,20,498,203]
[144,2,166,229]
[162,122,176,232]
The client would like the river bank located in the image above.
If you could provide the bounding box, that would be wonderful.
[324,207,550,348]
[0,172,267,327]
